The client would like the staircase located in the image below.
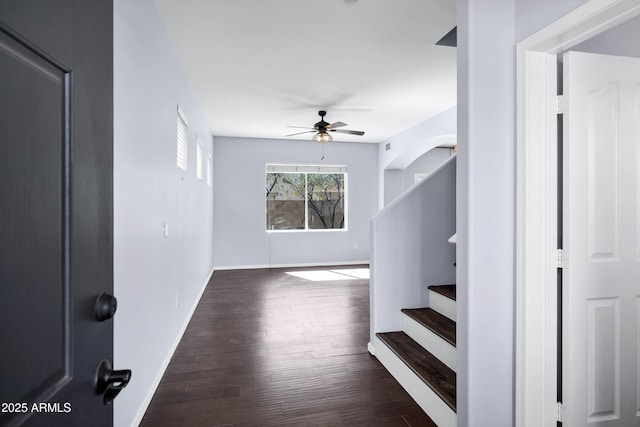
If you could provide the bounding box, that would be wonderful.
[374,284,456,427]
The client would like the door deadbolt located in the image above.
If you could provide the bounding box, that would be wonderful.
[95,293,117,321]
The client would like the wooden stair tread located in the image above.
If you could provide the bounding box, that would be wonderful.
[402,308,456,346]
[376,331,456,412]
[428,284,456,301]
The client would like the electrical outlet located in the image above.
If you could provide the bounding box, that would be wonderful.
[175,294,180,309]
[162,221,169,238]
[353,242,358,250]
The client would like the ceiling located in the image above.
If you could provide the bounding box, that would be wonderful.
[153,0,457,144]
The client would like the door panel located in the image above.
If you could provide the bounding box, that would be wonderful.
[586,298,619,420]
[0,25,69,407]
[0,1,116,426]
[563,51,640,426]
[586,82,619,260]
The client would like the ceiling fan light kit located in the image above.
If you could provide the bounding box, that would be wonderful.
[312,132,333,144]
[286,110,365,144]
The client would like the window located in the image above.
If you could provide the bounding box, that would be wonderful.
[196,136,203,180]
[207,153,212,186]
[176,106,188,171]
[266,164,347,231]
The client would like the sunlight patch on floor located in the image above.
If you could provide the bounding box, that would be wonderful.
[285,268,370,282]
[330,268,370,279]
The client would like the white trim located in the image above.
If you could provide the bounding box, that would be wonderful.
[130,267,214,427]
[373,337,456,427]
[265,168,348,232]
[429,290,456,321]
[367,341,375,355]
[403,314,456,371]
[516,1,640,426]
[206,153,213,186]
[176,105,189,126]
[516,48,559,427]
[196,135,204,180]
[265,163,348,173]
[265,228,349,234]
[213,260,369,271]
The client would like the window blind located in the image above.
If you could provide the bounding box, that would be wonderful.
[265,163,347,174]
[177,106,188,171]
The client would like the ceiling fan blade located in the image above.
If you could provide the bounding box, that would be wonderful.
[286,130,316,137]
[331,129,365,136]
[329,121,347,129]
[287,125,315,130]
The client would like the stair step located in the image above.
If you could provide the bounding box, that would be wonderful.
[428,284,456,321]
[402,308,456,371]
[402,308,456,347]
[376,331,456,412]
[428,284,456,301]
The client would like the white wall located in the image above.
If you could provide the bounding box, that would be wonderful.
[213,137,377,268]
[113,1,214,425]
[457,0,589,425]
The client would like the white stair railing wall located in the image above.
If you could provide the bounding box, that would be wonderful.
[369,155,456,349]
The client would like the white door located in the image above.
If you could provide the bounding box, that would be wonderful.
[563,51,640,426]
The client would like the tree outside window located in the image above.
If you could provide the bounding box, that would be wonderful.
[266,170,346,231]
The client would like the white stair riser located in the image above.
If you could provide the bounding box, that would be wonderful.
[374,337,456,427]
[429,290,456,321]
[403,315,456,372]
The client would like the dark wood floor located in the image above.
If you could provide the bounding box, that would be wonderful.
[141,266,435,427]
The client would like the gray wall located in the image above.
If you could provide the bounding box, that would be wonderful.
[514,0,590,41]
[573,14,640,57]
[403,147,452,191]
[214,137,378,268]
[371,156,456,344]
[383,169,404,208]
[378,106,456,208]
[384,147,452,207]
[114,1,214,425]
[457,0,590,425]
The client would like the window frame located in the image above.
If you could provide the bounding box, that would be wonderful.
[196,135,204,180]
[206,153,213,187]
[265,163,348,233]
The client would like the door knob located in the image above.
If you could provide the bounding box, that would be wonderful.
[95,360,131,405]
[95,293,117,321]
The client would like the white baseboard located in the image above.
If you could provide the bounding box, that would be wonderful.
[130,267,214,427]
[367,341,375,355]
[214,260,369,270]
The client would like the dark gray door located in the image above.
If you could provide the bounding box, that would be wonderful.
[0,1,120,426]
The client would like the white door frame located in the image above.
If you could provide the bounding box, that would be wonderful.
[515,0,640,425]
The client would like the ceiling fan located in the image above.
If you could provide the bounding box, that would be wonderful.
[286,110,365,144]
